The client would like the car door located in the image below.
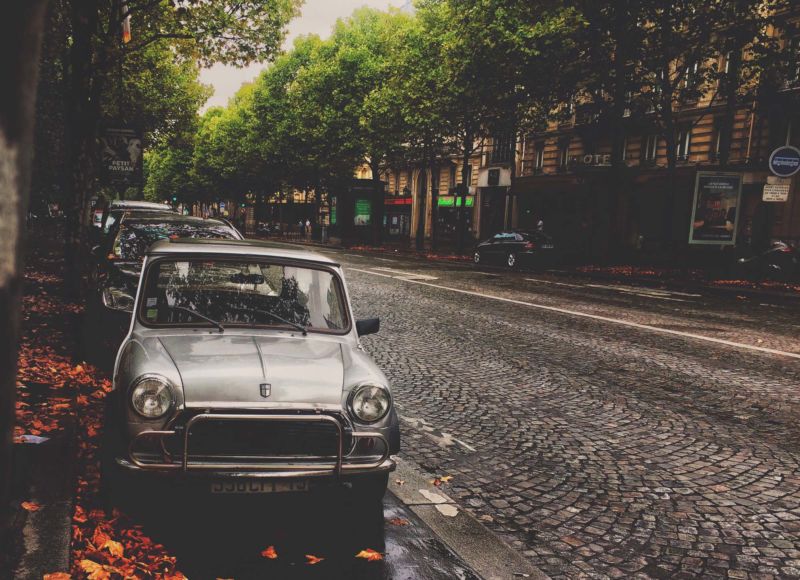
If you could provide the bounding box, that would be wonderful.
[484,233,507,262]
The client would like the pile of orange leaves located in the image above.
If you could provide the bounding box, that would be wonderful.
[17,260,187,579]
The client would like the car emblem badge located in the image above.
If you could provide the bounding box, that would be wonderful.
[260,383,271,398]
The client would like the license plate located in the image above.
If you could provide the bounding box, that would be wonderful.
[542,244,554,249]
[210,480,309,494]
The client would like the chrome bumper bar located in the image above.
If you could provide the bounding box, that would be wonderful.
[124,413,392,478]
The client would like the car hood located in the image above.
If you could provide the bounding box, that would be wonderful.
[158,334,344,408]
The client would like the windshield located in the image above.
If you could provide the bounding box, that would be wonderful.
[111,222,237,260]
[139,259,348,332]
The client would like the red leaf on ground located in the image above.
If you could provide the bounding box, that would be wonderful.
[21,501,42,511]
[355,548,384,561]
[261,545,278,559]
[305,554,324,565]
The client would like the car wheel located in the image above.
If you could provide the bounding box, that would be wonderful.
[349,473,389,506]
[473,251,481,265]
[506,252,517,269]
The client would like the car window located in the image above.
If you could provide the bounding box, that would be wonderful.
[140,259,348,332]
[111,222,238,261]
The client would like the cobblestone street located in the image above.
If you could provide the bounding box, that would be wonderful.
[322,248,800,579]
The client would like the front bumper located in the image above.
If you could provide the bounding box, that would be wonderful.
[116,412,395,479]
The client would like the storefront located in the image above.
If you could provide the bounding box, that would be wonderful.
[384,196,412,238]
[435,194,475,243]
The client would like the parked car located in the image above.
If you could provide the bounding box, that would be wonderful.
[99,200,175,234]
[82,213,243,366]
[473,230,556,269]
[734,239,800,281]
[100,238,398,511]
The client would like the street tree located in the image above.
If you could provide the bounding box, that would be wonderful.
[0,0,48,541]
[60,0,300,288]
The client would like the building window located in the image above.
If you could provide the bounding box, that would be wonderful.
[642,134,658,163]
[676,126,691,160]
[682,61,700,90]
[558,143,570,170]
[534,142,545,172]
[787,36,800,88]
[490,134,514,164]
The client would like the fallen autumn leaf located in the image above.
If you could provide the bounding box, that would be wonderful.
[355,548,384,561]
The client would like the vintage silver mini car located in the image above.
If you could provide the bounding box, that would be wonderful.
[101,238,399,507]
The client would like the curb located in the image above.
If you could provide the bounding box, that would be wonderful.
[552,269,800,303]
[389,457,548,580]
[10,418,75,579]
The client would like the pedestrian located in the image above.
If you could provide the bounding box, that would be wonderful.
[305,218,311,240]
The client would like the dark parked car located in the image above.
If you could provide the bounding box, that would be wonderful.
[83,213,243,366]
[473,231,556,269]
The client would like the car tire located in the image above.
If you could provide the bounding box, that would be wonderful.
[349,473,389,506]
[506,252,517,269]
[473,251,481,265]
[99,395,131,514]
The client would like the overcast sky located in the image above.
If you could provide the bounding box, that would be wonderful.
[199,0,405,110]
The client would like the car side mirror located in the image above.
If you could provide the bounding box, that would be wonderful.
[356,318,380,337]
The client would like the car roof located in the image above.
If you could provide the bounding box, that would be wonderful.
[120,212,228,226]
[146,238,338,266]
[110,200,172,211]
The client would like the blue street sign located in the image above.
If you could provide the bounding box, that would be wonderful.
[768,146,800,178]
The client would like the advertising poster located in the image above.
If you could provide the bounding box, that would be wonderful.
[689,172,742,245]
[354,198,372,226]
[99,125,143,185]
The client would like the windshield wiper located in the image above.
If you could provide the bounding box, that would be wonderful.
[167,305,225,333]
[252,308,308,335]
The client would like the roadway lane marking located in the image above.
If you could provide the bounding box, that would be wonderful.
[374,257,397,262]
[525,277,584,288]
[350,267,800,360]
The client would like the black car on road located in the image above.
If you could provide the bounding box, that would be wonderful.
[474,231,556,269]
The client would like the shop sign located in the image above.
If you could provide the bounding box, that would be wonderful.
[99,125,143,185]
[385,197,412,205]
[354,198,372,226]
[689,172,742,246]
[438,196,474,207]
[768,146,800,178]
[570,153,611,167]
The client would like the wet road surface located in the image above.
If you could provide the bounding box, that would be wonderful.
[126,488,479,579]
[281,244,800,579]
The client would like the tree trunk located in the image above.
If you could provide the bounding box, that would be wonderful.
[718,48,742,168]
[430,162,440,252]
[0,0,48,540]
[64,2,100,296]
[371,160,384,246]
[415,167,426,251]
[456,129,473,254]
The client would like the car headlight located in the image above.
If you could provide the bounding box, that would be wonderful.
[102,287,134,312]
[130,375,174,419]
[348,384,391,423]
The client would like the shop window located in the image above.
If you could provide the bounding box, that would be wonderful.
[449,165,456,188]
